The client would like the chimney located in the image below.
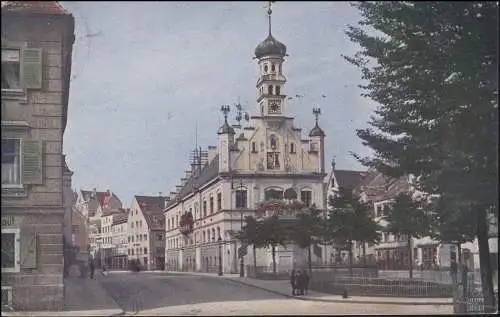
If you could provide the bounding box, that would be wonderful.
[207,145,217,163]
[106,189,111,196]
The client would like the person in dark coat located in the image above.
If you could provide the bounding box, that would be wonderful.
[89,256,95,279]
[303,270,310,295]
[296,270,304,295]
[290,269,297,295]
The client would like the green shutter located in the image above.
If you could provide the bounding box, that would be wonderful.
[20,231,38,269]
[22,48,43,89]
[23,140,43,185]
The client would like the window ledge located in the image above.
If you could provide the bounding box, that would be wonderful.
[1,89,27,101]
[1,120,30,128]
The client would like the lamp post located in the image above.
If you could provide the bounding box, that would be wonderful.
[232,176,246,277]
[218,235,223,276]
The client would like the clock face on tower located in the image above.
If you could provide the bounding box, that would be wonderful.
[268,100,281,114]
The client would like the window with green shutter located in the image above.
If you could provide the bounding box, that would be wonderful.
[22,48,43,90]
[22,140,43,185]
[20,231,38,269]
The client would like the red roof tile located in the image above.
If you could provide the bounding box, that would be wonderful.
[1,1,71,15]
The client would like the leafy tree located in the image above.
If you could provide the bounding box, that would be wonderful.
[292,205,324,273]
[426,194,476,263]
[235,216,266,271]
[260,215,289,275]
[326,188,381,274]
[344,1,497,309]
[385,193,431,279]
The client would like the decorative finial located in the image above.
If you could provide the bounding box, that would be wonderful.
[234,97,249,125]
[220,105,230,123]
[313,107,321,124]
[331,157,336,170]
[266,1,275,36]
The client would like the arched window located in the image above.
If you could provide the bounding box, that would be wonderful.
[206,230,209,242]
[268,85,273,95]
[290,143,295,153]
[212,228,216,241]
[271,64,276,72]
[300,189,312,207]
[279,63,282,73]
[264,64,268,73]
[275,86,280,95]
[265,188,284,200]
[217,227,221,240]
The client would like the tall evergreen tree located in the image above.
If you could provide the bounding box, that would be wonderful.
[344,2,497,309]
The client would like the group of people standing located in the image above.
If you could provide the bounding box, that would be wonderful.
[290,269,310,296]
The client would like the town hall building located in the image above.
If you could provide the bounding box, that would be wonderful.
[164,5,328,274]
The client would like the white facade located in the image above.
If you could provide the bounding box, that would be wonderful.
[164,13,327,273]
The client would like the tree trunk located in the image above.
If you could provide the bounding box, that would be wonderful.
[272,245,277,275]
[348,241,353,276]
[308,245,312,275]
[362,242,367,267]
[457,243,462,265]
[476,207,496,312]
[253,244,257,272]
[408,236,413,280]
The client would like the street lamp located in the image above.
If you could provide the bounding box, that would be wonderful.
[218,235,223,276]
[231,176,245,277]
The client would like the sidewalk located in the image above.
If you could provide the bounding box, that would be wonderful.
[2,266,123,317]
[166,271,454,306]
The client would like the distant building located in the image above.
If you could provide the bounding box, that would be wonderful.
[128,195,166,270]
[111,212,128,269]
[74,188,123,265]
[1,1,75,311]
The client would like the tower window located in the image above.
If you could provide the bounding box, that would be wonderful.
[279,64,282,73]
[275,86,280,95]
[264,64,268,73]
[290,143,295,153]
[251,142,257,153]
[268,85,273,95]
[271,64,276,72]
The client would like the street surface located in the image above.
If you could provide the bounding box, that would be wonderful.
[99,272,454,315]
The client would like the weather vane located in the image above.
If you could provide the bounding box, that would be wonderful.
[234,97,250,125]
[220,105,230,122]
[313,107,321,123]
[264,1,276,35]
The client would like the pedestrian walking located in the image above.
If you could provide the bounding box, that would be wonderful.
[296,270,304,295]
[89,256,95,279]
[303,270,310,295]
[290,269,297,296]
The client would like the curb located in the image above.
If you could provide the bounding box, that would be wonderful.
[225,278,453,306]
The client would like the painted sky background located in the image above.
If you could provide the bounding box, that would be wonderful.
[61,1,377,207]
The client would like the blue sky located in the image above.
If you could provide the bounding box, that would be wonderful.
[61,1,376,206]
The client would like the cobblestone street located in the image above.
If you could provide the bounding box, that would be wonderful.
[99,272,453,315]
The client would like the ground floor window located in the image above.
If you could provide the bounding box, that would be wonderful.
[1,228,20,272]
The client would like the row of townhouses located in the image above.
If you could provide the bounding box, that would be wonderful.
[71,189,167,271]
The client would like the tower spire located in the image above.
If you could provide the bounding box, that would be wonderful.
[267,1,273,36]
